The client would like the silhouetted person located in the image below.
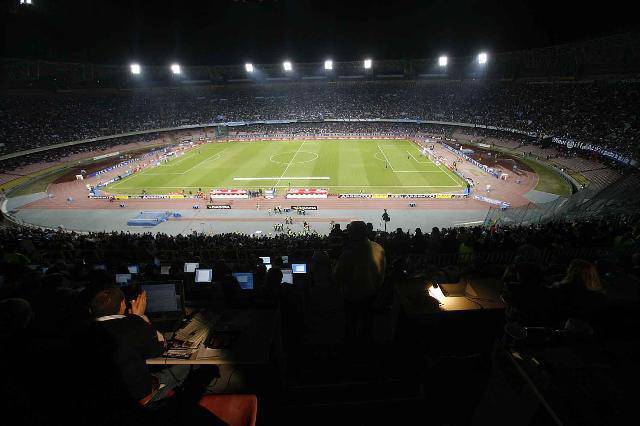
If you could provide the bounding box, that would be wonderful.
[334,221,386,345]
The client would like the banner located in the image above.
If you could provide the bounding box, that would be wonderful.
[290,205,318,210]
[207,205,231,209]
[338,194,372,198]
[473,194,510,208]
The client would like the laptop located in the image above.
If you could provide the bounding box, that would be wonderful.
[232,272,254,290]
[184,262,199,273]
[281,269,294,285]
[195,268,213,283]
[281,256,289,264]
[292,263,307,274]
[259,256,271,265]
[127,264,140,274]
[116,273,132,285]
[160,265,171,275]
[142,281,185,332]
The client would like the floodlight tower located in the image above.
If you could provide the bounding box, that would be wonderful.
[170,64,181,75]
[283,61,293,72]
[324,60,333,71]
[478,52,488,65]
[438,56,448,67]
[245,63,254,73]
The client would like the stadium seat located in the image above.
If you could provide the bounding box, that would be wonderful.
[198,394,258,426]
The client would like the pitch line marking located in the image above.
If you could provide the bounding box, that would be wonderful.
[377,145,396,172]
[234,176,330,181]
[274,141,306,188]
[269,151,318,165]
[407,151,432,164]
[180,149,227,174]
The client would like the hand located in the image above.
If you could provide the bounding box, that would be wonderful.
[131,290,147,317]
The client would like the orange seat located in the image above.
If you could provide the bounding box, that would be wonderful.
[198,394,258,426]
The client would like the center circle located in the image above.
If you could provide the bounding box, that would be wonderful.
[270,151,319,165]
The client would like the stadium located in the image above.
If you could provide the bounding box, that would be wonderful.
[1,1,640,425]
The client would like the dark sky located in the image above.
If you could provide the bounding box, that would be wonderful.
[2,0,638,65]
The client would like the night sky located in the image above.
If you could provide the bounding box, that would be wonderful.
[1,0,638,65]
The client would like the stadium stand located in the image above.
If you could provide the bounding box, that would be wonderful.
[1,80,639,162]
[2,33,640,424]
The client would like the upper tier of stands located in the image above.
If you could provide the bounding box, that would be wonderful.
[1,80,639,163]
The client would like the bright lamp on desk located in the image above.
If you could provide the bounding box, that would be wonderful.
[428,282,446,304]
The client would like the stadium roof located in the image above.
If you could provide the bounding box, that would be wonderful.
[2,0,639,65]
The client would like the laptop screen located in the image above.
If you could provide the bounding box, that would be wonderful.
[281,256,289,264]
[116,273,132,285]
[142,283,179,313]
[195,269,213,283]
[160,265,171,275]
[292,263,307,274]
[127,265,139,274]
[259,256,271,265]
[282,269,294,284]
[232,272,254,290]
[184,262,199,273]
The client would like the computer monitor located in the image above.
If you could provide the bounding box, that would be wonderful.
[116,273,132,285]
[232,272,254,290]
[184,262,199,273]
[292,263,307,274]
[160,265,171,275]
[195,268,213,283]
[127,265,139,274]
[282,269,294,285]
[259,256,271,265]
[281,256,289,264]
[265,264,272,271]
[142,282,181,314]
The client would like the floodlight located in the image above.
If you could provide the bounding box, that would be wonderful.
[130,63,141,75]
[245,63,254,73]
[20,0,33,4]
[283,61,293,71]
[170,64,181,75]
[438,56,448,67]
[478,52,488,65]
[364,58,372,69]
[324,60,333,70]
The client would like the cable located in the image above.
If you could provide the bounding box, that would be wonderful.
[223,367,237,393]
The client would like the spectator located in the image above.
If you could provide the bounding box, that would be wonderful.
[334,221,386,344]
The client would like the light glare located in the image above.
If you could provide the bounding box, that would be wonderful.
[478,52,488,64]
[283,61,293,71]
[245,63,254,73]
[170,64,181,74]
[130,64,141,75]
[438,56,448,67]
[324,60,333,70]
[428,284,446,304]
[363,58,372,69]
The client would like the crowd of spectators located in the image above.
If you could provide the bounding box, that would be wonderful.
[1,214,639,423]
[1,79,638,163]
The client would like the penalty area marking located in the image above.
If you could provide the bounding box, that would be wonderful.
[234,176,331,181]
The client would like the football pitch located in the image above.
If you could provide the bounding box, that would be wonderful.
[107,139,466,195]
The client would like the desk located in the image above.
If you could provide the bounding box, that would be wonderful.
[395,278,504,318]
[147,308,282,366]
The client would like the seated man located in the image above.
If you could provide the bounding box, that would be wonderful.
[86,285,173,405]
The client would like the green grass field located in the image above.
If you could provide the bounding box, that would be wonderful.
[107,139,467,195]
